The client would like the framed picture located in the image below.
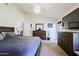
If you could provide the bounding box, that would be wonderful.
[48,23,53,28]
[35,23,44,30]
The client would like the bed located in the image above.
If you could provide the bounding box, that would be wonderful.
[0,26,42,56]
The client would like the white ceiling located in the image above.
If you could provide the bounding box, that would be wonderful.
[16,3,76,19]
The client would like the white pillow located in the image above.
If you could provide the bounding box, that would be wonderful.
[0,32,4,40]
[1,32,7,38]
[5,32,16,38]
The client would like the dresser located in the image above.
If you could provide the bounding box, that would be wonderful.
[58,32,77,56]
[33,30,46,40]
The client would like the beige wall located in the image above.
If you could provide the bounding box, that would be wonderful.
[0,4,25,26]
[57,4,79,31]
[24,14,58,42]
[0,3,28,35]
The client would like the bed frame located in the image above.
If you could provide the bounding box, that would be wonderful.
[35,42,42,56]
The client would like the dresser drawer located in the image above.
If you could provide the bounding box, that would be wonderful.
[33,30,46,40]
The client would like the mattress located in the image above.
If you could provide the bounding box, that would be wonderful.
[0,36,41,56]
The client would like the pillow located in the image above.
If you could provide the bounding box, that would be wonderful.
[1,32,8,38]
[0,32,4,40]
[5,32,16,38]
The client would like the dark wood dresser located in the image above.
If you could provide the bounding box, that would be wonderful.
[33,30,46,40]
[58,32,77,56]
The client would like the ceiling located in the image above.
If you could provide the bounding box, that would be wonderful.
[16,3,76,19]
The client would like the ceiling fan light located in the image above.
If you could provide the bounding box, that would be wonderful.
[34,4,41,13]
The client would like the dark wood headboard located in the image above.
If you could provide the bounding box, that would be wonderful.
[0,26,14,32]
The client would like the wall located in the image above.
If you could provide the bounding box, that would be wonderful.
[57,4,79,30]
[24,14,58,42]
[63,4,79,17]
[0,3,28,35]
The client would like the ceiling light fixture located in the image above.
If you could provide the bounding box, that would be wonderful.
[34,4,41,13]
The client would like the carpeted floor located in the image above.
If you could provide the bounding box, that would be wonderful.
[40,40,68,56]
